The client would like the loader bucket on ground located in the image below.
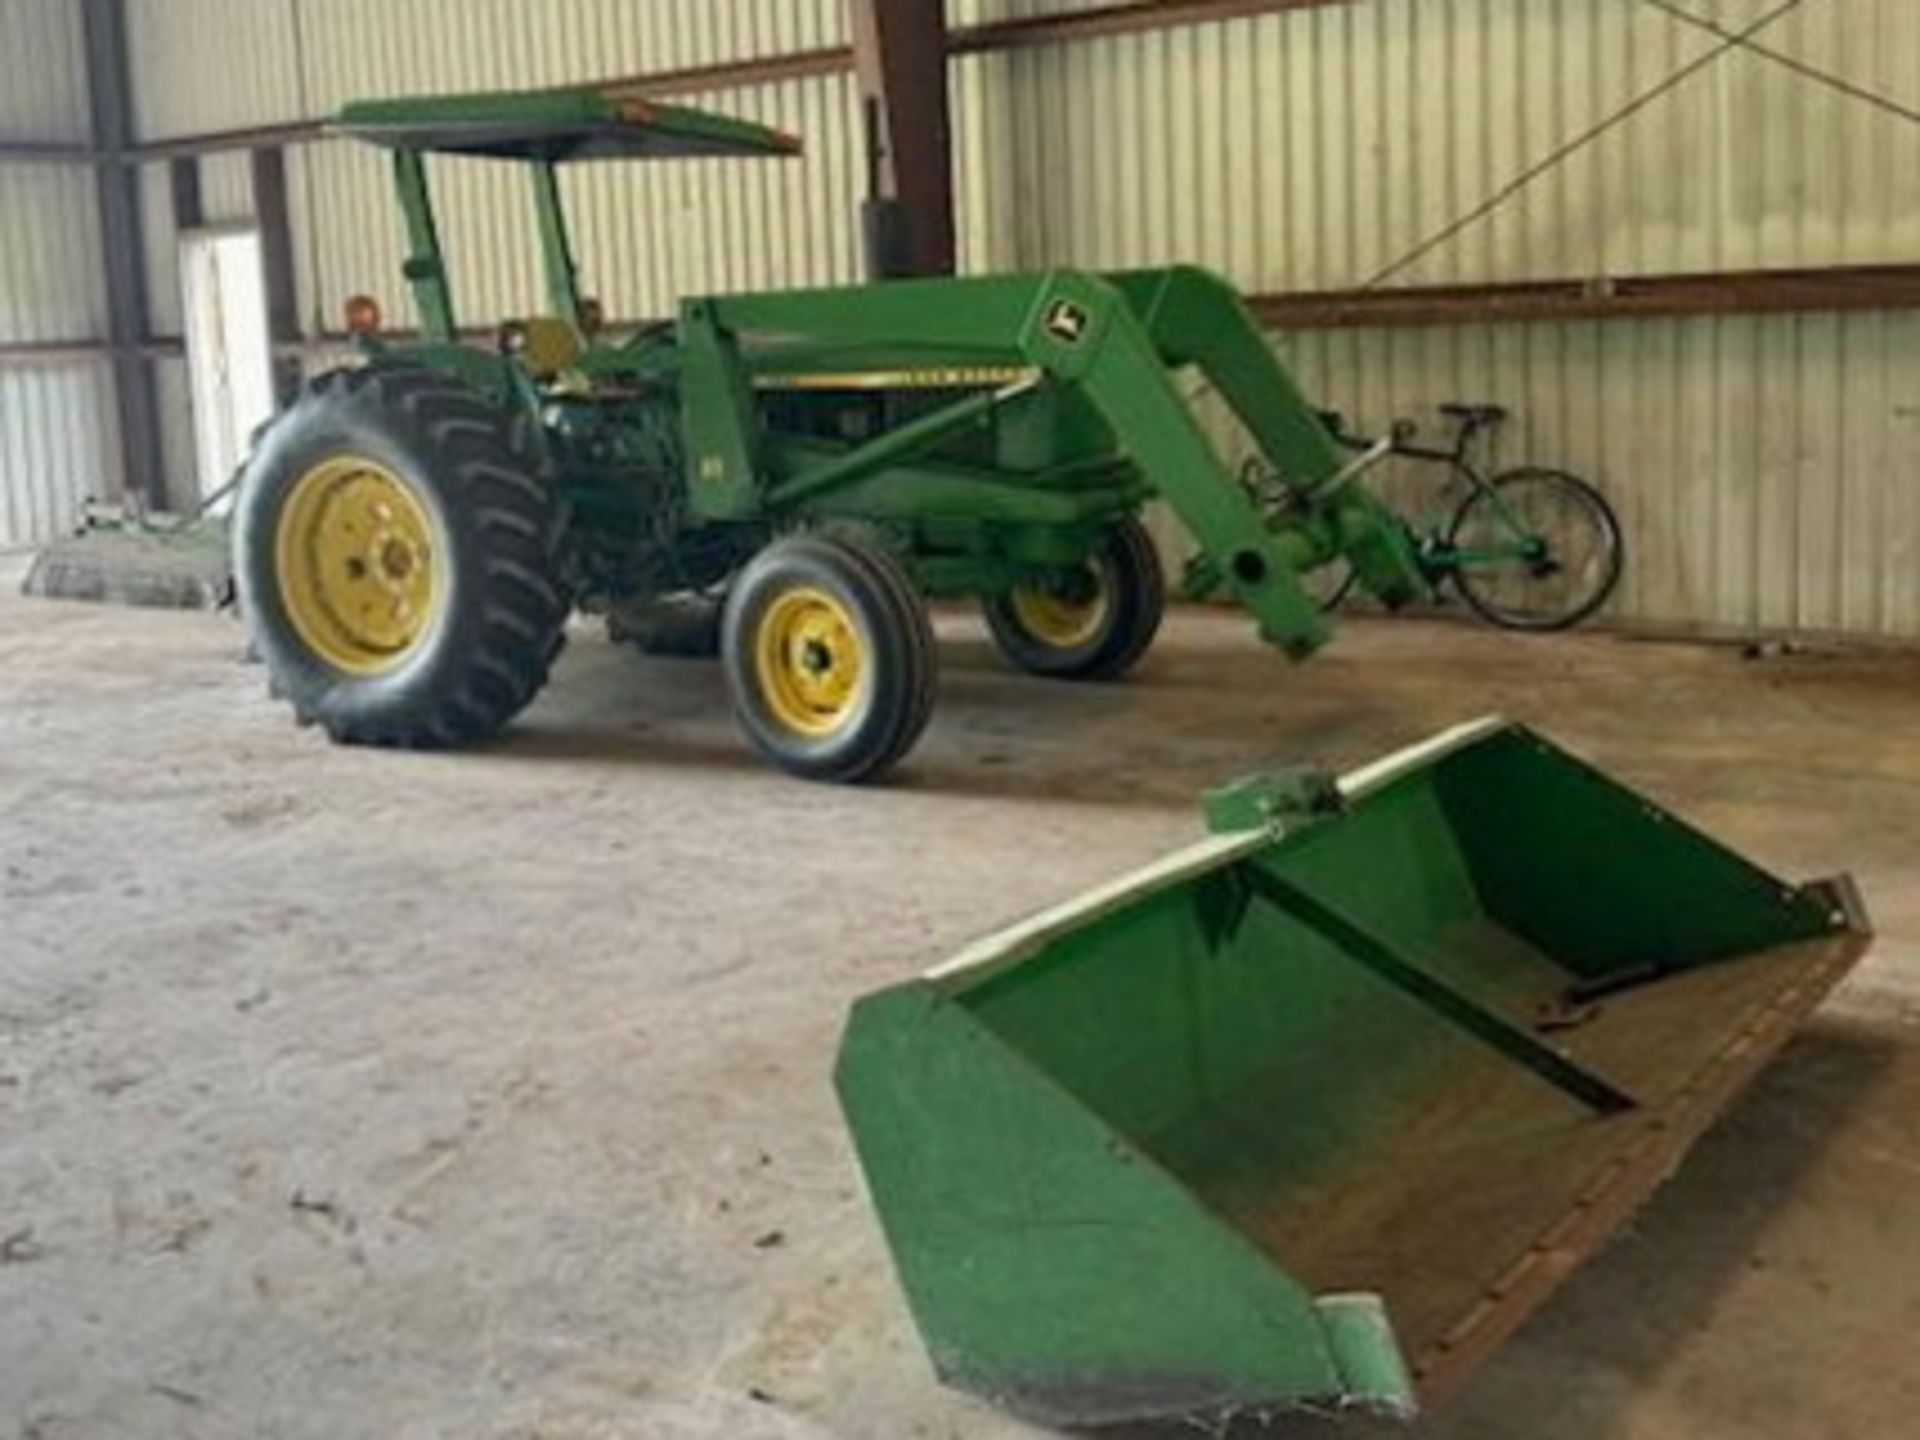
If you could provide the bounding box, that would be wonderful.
[835,719,1871,1430]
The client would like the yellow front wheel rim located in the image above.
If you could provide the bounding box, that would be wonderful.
[275,455,440,675]
[1008,566,1112,650]
[754,586,867,737]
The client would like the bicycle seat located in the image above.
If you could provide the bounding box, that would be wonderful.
[1440,402,1509,426]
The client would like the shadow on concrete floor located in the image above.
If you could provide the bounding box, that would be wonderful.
[1091,1018,1903,1440]
[475,635,1411,810]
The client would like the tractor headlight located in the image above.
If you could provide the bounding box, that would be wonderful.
[498,317,582,380]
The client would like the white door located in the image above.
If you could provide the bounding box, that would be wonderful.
[180,229,275,514]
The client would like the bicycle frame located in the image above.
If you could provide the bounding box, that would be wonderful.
[1298,405,1622,632]
[1333,415,1544,577]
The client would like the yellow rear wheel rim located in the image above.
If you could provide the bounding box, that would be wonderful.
[1008,566,1111,650]
[275,455,440,675]
[754,586,866,737]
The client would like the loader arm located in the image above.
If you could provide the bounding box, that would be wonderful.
[1106,266,1425,615]
[701,267,1426,657]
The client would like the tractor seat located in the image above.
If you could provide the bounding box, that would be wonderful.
[1440,402,1508,426]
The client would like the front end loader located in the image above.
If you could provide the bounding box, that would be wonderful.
[837,719,1873,1426]
[233,87,1426,782]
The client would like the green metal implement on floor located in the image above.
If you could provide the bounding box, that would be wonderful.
[836,719,1872,1427]
[232,85,1427,783]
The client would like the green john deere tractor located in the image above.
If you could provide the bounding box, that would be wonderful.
[235,87,1426,781]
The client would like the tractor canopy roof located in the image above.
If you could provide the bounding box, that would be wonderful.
[332,86,802,163]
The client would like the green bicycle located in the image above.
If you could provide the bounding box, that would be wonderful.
[1279,403,1625,632]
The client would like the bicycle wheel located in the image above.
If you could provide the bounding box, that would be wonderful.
[1446,468,1623,631]
[1302,559,1358,613]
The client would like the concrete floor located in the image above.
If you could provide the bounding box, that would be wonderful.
[4,567,1920,1440]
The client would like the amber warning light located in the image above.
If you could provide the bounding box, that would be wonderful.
[343,295,383,336]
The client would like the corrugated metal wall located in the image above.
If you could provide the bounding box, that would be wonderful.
[0,0,92,143]
[92,0,1920,638]
[984,2,1920,285]
[0,364,120,547]
[0,150,118,551]
[1277,313,1920,636]
[965,0,1920,636]
[0,0,117,548]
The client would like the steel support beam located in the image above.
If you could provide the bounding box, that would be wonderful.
[950,0,1354,55]
[847,0,955,279]
[1248,264,1920,329]
[13,263,1920,370]
[169,155,203,230]
[137,120,321,161]
[250,147,305,405]
[81,0,165,509]
[0,139,96,164]
[0,339,162,368]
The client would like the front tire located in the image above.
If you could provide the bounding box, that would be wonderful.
[983,518,1165,681]
[722,536,935,784]
[233,365,570,748]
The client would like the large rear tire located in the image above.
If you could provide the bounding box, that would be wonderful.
[233,365,570,748]
[983,518,1165,681]
[722,535,935,784]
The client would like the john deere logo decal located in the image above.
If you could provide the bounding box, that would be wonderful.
[1044,300,1089,344]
